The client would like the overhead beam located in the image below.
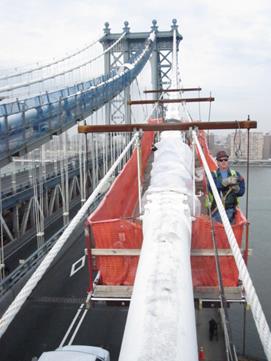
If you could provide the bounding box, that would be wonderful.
[128,97,214,105]
[144,87,202,93]
[78,120,257,133]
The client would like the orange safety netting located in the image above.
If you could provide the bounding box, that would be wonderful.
[86,125,247,288]
[191,209,247,286]
[197,130,217,172]
[86,126,155,285]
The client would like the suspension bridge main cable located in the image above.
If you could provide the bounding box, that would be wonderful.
[193,130,271,361]
[0,38,100,82]
[0,32,126,94]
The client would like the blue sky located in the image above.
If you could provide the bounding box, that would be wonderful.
[1,0,271,131]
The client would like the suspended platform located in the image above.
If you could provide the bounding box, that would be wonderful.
[84,120,250,306]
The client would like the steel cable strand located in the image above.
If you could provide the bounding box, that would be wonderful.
[0,38,100,82]
[0,133,138,339]
[0,32,154,118]
[0,32,126,94]
[208,201,238,361]
[193,131,271,361]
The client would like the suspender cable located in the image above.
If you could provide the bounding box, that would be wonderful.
[0,133,138,340]
[208,204,238,361]
[0,38,100,81]
[193,130,271,361]
[0,32,126,94]
[243,120,251,355]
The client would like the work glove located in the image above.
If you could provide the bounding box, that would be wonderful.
[222,176,238,187]
[231,184,240,193]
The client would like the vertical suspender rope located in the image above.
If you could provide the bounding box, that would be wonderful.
[136,132,142,215]
[192,139,196,216]
[208,202,237,361]
[0,133,138,339]
[243,121,250,355]
[193,130,271,361]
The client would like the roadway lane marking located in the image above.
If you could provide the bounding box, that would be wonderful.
[68,308,88,345]
[59,303,84,347]
[70,255,86,277]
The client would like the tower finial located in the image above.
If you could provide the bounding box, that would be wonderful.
[171,19,178,30]
[104,22,110,35]
[151,19,158,32]
[123,21,130,33]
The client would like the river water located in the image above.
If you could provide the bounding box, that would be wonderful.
[228,166,271,360]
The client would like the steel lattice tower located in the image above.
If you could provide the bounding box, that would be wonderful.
[100,19,182,124]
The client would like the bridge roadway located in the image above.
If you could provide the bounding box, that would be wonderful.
[4,197,81,273]
[0,231,128,361]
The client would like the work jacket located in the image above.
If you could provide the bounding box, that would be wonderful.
[208,168,245,210]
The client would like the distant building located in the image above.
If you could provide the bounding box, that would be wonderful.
[229,131,264,160]
[207,133,215,154]
[208,132,231,157]
[263,133,271,159]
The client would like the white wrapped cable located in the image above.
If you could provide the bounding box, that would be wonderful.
[192,130,271,361]
[0,133,138,339]
[119,131,198,361]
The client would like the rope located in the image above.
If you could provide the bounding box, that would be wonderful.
[192,130,271,361]
[0,38,100,81]
[0,133,138,339]
[0,32,126,94]
[208,202,237,361]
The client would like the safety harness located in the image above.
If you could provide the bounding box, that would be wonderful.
[205,169,239,213]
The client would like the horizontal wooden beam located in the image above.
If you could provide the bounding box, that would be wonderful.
[91,249,140,256]
[143,87,202,93]
[90,285,245,302]
[194,286,246,302]
[128,97,214,105]
[90,285,246,302]
[92,285,133,299]
[78,121,257,134]
[90,248,251,256]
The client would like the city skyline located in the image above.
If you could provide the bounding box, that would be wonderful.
[209,130,271,160]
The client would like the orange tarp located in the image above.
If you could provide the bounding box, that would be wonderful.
[191,209,246,286]
[86,126,247,288]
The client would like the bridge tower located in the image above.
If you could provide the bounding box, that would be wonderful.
[100,19,182,124]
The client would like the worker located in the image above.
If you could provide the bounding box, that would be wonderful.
[208,150,245,224]
[209,318,218,341]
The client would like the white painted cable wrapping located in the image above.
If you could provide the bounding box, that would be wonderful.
[0,32,126,94]
[0,133,138,339]
[119,131,198,361]
[0,38,100,82]
[192,130,271,361]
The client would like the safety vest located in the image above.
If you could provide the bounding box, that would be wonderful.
[205,169,239,210]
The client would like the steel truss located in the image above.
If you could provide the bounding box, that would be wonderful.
[100,19,182,124]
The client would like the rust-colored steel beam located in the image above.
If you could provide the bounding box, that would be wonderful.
[143,87,202,93]
[78,121,257,133]
[128,97,214,105]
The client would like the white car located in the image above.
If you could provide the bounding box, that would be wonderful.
[38,345,110,361]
